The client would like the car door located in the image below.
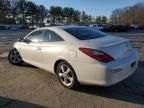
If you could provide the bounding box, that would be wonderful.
[41,30,67,72]
[19,30,45,67]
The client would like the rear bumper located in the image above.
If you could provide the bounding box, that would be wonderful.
[102,60,138,86]
[70,49,139,86]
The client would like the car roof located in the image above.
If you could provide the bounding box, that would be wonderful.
[39,26,87,30]
[56,26,84,29]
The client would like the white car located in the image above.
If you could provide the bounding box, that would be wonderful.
[8,26,139,89]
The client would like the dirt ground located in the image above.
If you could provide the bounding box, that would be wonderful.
[0,30,144,108]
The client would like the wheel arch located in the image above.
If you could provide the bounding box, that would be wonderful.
[13,42,20,52]
[54,59,75,74]
[54,59,66,73]
[54,59,79,89]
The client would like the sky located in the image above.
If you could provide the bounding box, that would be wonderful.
[30,0,143,18]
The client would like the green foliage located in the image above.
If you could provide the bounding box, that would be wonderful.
[1,0,144,25]
[49,6,62,23]
[95,16,107,24]
[0,0,11,24]
[101,16,107,24]
[0,0,93,24]
[0,0,94,24]
[0,0,47,24]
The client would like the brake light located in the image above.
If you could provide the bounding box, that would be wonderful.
[79,48,114,63]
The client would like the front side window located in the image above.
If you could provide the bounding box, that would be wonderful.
[25,30,44,42]
[44,30,63,42]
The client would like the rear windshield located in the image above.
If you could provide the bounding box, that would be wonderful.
[64,27,106,40]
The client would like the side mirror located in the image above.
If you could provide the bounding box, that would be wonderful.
[18,37,24,42]
[23,38,31,43]
[18,37,31,43]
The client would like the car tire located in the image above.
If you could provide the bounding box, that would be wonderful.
[56,61,78,89]
[8,49,23,66]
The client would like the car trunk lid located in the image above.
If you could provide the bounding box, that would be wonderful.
[83,36,132,60]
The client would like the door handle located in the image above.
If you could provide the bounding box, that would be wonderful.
[37,47,42,50]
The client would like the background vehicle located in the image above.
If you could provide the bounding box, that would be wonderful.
[90,24,104,31]
[0,26,6,30]
[102,25,130,32]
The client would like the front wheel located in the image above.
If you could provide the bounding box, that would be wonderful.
[8,49,23,66]
[56,61,78,89]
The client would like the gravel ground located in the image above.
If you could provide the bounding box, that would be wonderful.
[0,30,144,108]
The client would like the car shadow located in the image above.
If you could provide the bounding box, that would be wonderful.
[19,63,37,68]
[76,61,144,105]
[0,96,47,108]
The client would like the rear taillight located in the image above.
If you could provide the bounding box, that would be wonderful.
[79,48,114,63]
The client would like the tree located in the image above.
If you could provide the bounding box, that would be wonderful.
[0,0,96,24]
[81,11,88,23]
[101,16,107,24]
[110,2,144,25]
[16,0,27,24]
[38,5,47,24]
[25,1,37,24]
[0,0,9,14]
[49,6,62,24]
[71,10,81,23]
[9,0,17,20]
[0,0,10,23]
[95,16,101,24]
[63,7,75,23]
[88,15,92,23]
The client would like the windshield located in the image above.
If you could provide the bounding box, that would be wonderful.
[64,27,106,40]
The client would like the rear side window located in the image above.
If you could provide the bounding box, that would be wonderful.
[64,27,106,40]
[44,30,63,42]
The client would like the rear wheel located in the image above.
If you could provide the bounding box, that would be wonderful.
[8,49,23,66]
[56,61,78,89]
